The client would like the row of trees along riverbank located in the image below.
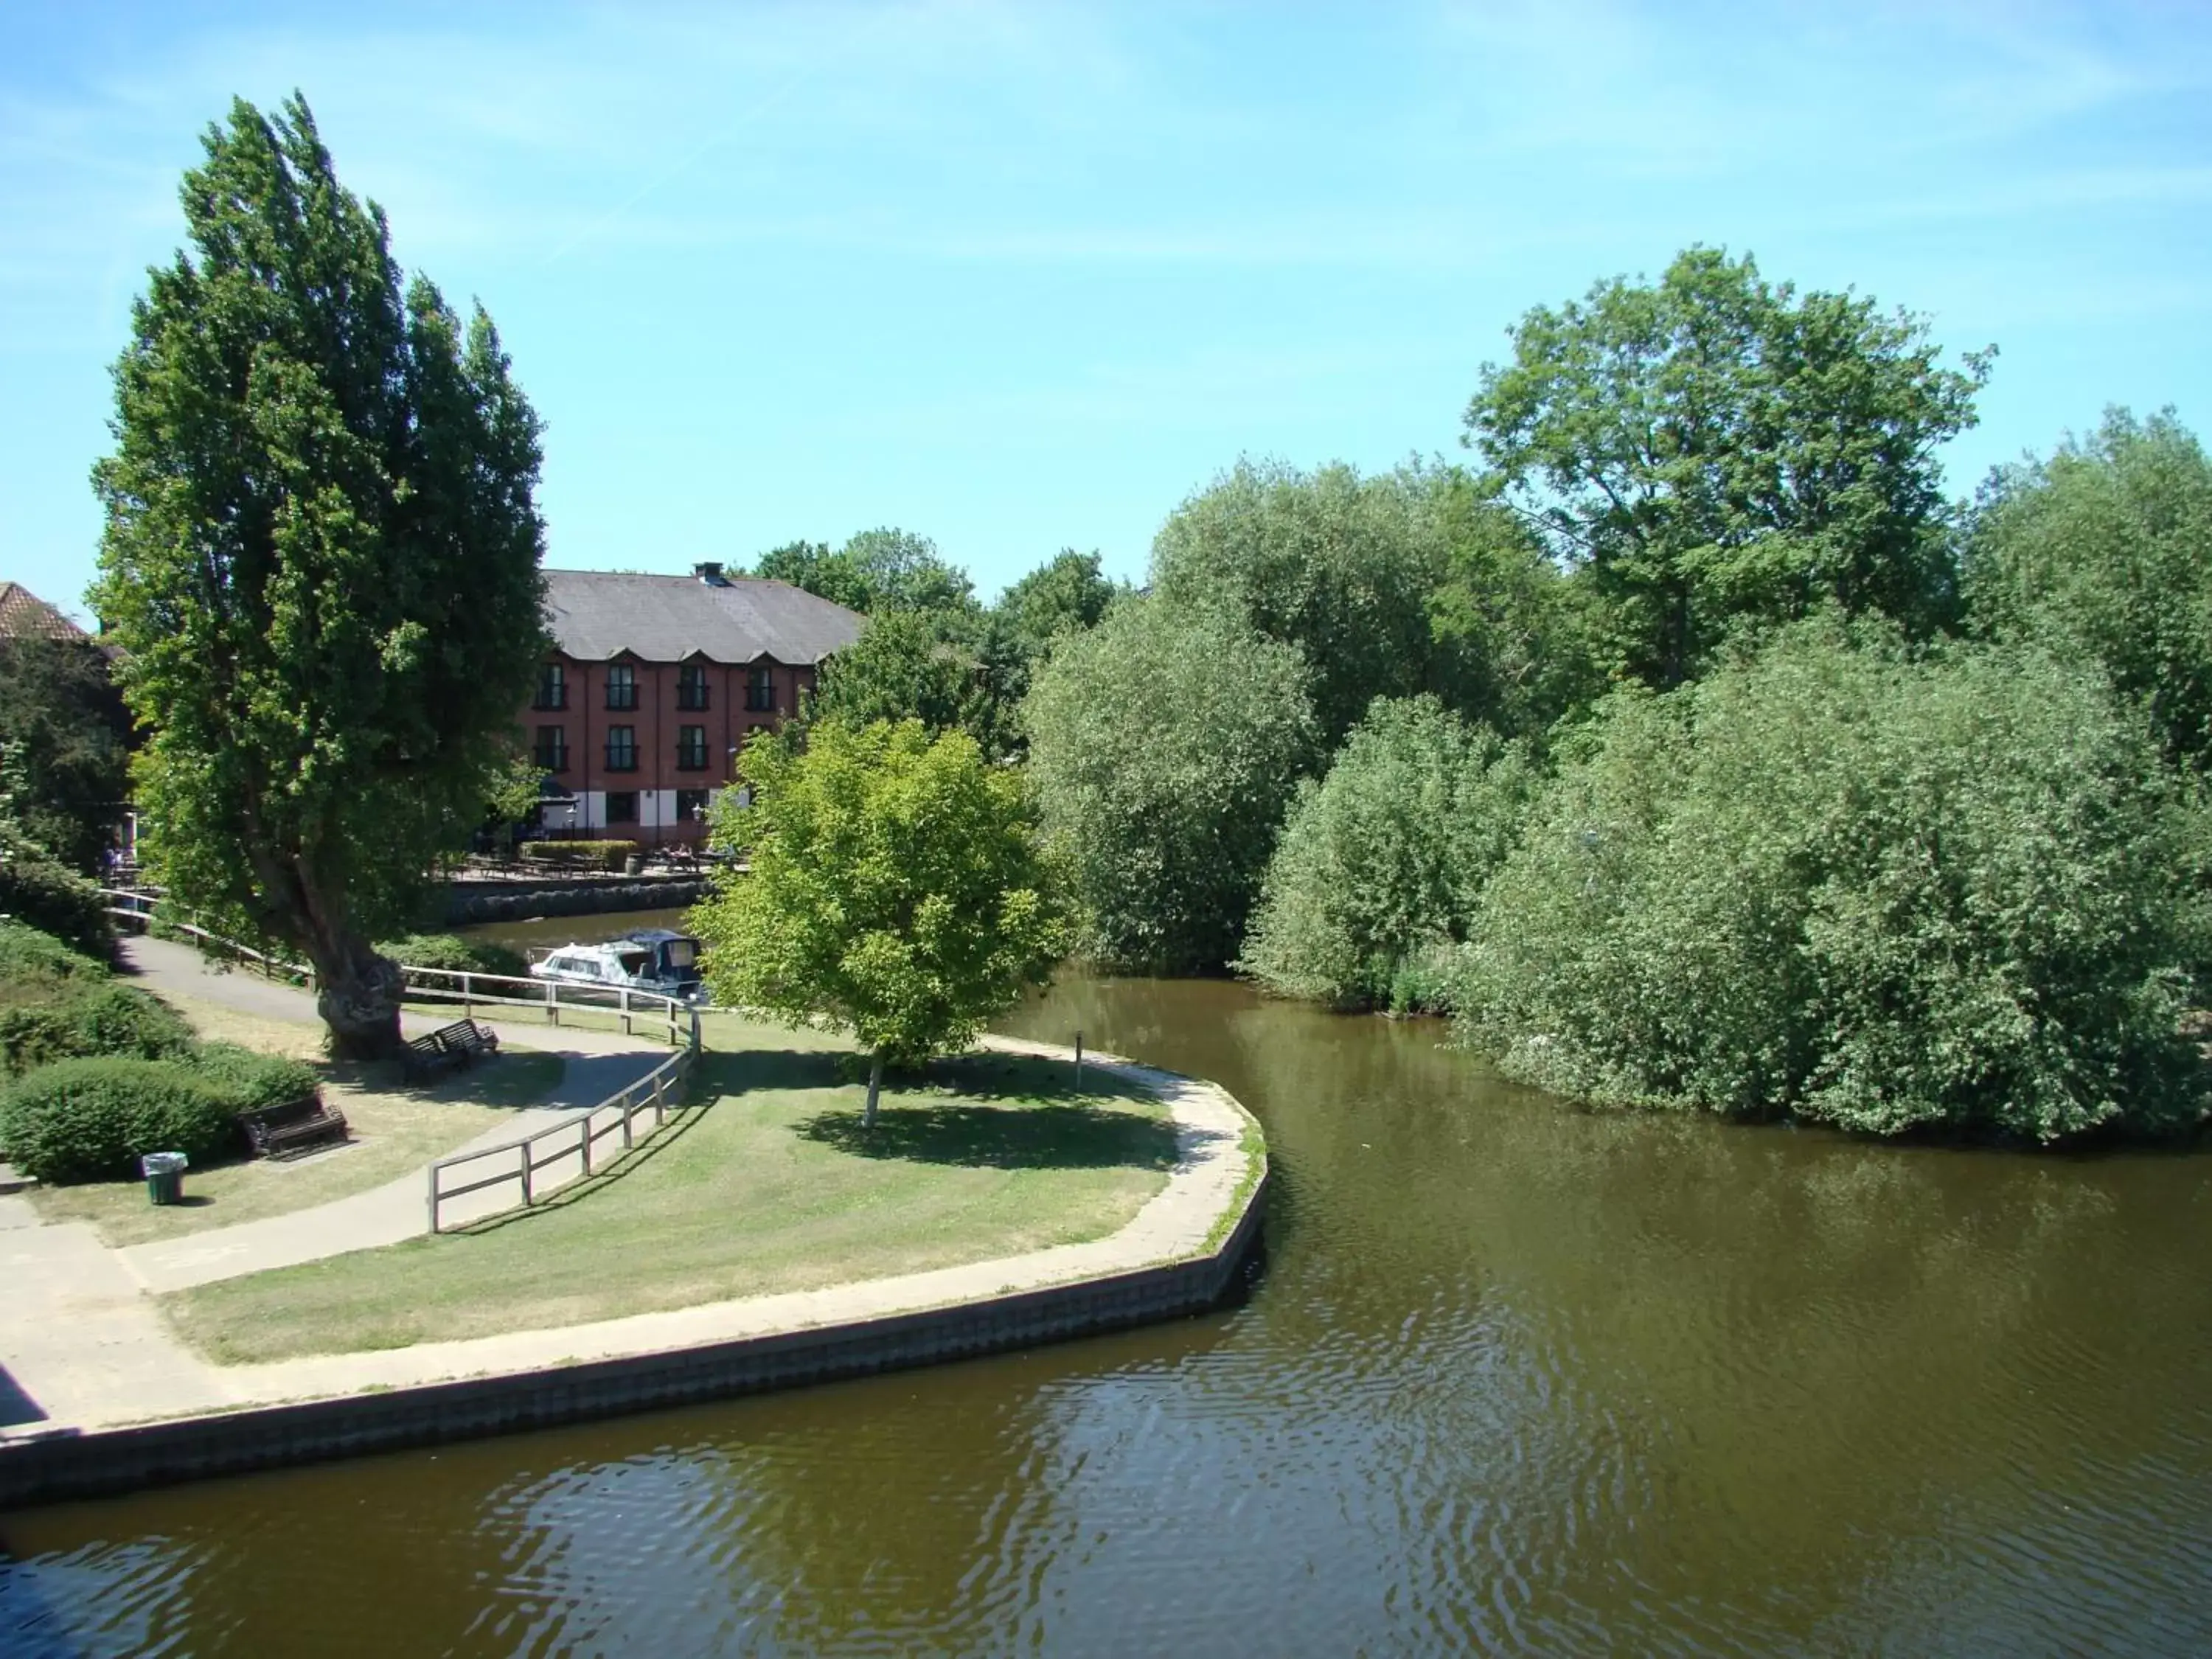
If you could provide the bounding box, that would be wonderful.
[71,93,2212,1143]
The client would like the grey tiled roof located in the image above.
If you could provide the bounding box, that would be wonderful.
[543,570,863,664]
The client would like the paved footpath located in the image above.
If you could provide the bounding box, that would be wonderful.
[0,938,683,1430]
[0,957,1260,1439]
[108,936,684,1292]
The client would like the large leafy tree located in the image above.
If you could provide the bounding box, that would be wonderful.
[0,636,132,874]
[1963,408,2212,774]
[691,720,1068,1127]
[1150,459,1447,745]
[752,527,975,617]
[1237,695,1537,1012]
[804,609,1009,757]
[1022,597,1316,973]
[91,94,547,1057]
[1450,619,2210,1142]
[1464,246,1992,687]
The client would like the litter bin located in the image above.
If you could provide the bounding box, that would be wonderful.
[142,1151,188,1206]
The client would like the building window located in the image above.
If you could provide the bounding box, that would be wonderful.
[676,725,709,770]
[532,663,566,711]
[605,663,638,711]
[745,664,776,712]
[605,726,638,771]
[676,663,709,710]
[676,787,711,822]
[532,726,568,772]
[605,790,639,825]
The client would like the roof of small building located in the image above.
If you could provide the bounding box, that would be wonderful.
[0,581,90,641]
[543,569,863,665]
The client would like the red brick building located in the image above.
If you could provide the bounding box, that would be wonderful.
[523,564,863,844]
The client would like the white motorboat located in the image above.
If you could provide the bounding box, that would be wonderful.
[528,930,707,1004]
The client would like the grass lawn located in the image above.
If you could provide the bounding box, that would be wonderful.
[29,990,566,1248]
[161,1015,1178,1364]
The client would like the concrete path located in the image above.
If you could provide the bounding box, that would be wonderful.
[0,1196,232,1430]
[105,933,683,1290]
[0,933,687,1430]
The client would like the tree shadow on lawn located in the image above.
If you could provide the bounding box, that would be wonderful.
[796,1100,1179,1172]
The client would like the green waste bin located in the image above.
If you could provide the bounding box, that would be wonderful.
[142,1151,187,1206]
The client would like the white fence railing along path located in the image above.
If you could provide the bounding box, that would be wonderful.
[425,1044,694,1232]
[97,888,693,1046]
[100,886,706,1232]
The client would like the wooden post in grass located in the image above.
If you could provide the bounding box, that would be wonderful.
[1075,1029,1084,1096]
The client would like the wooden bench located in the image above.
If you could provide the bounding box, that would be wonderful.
[239,1094,349,1160]
[401,1018,500,1083]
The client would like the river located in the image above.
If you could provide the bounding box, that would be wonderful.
[4,911,2211,1654]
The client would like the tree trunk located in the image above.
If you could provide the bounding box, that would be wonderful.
[310,934,406,1060]
[864,1051,884,1130]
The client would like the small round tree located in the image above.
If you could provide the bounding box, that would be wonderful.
[690,719,1069,1127]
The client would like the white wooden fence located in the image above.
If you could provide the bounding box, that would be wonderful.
[98,887,694,1046]
[425,1045,695,1232]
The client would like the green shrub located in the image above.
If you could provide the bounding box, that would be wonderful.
[0,1057,240,1183]
[0,821,111,959]
[1023,598,1317,973]
[0,981,195,1077]
[375,931,529,981]
[0,918,105,988]
[1450,619,2212,1142]
[1237,695,1537,1010]
[520,839,639,872]
[187,1042,319,1113]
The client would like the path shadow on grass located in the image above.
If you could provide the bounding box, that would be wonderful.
[796,1100,1180,1172]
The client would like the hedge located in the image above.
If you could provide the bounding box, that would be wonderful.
[520,839,640,872]
[0,981,196,1077]
[0,1057,241,1183]
[187,1042,321,1115]
[375,931,529,981]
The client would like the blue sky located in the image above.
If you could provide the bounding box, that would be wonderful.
[4,1,2208,620]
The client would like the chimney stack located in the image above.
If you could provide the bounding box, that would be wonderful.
[694,561,727,585]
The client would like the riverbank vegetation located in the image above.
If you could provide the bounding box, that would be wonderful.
[163,1024,1171,1363]
[757,246,2212,1144]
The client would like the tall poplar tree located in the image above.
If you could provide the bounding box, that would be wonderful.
[92,94,547,1057]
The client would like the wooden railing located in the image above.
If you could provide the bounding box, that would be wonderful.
[97,887,695,1045]
[425,1045,694,1233]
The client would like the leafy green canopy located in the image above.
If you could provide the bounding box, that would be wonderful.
[1466,246,1991,688]
[0,638,131,874]
[753,528,976,617]
[0,810,111,960]
[1964,407,2212,774]
[1450,621,2209,1142]
[690,720,1068,1071]
[1238,696,1537,1012]
[1022,598,1316,974]
[1150,459,1449,745]
[89,95,547,1048]
[805,609,1009,756]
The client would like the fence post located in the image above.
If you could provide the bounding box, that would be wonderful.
[521,1142,533,1206]
[621,987,631,1037]
[428,1167,440,1235]
[1075,1030,1085,1096]
[622,1092,636,1150]
[580,1113,592,1178]
[689,1006,702,1052]
[462,972,473,1015]
[546,980,558,1026]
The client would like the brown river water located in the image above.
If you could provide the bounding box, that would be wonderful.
[4,910,2211,1654]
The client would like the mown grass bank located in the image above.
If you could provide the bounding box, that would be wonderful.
[161,1016,1175,1364]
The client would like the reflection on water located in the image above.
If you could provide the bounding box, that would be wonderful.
[7,960,2212,1655]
